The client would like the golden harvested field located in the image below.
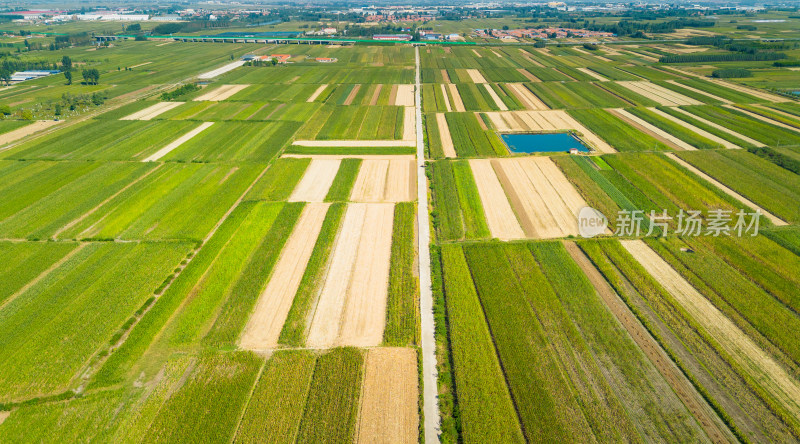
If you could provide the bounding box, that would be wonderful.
[193,84,250,101]
[356,348,419,444]
[306,203,394,348]
[616,81,702,106]
[121,102,184,120]
[289,159,341,202]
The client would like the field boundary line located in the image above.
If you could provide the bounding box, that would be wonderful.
[664,153,787,226]
[0,243,87,312]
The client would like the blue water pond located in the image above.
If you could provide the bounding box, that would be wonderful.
[501,132,590,154]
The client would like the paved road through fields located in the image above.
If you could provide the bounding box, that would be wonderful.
[415,46,441,443]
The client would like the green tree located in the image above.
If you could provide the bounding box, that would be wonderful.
[61,55,72,71]
[64,70,72,85]
[82,68,100,85]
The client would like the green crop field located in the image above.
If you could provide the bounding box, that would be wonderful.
[2,14,800,443]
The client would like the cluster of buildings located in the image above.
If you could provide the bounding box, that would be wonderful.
[418,30,462,41]
[241,54,337,63]
[475,27,615,40]
[2,9,181,23]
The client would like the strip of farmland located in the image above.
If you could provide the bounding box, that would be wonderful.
[306,203,394,348]
[355,348,419,444]
[239,203,330,350]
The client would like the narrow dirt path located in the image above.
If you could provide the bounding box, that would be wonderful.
[563,242,734,444]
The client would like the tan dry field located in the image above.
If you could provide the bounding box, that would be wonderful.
[388,84,398,105]
[466,69,487,84]
[724,105,800,133]
[337,203,394,346]
[288,159,341,202]
[393,84,415,107]
[664,80,730,104]
[441,69,451,83]
[351,158,415,203]
[193,84,249,101]
[471,48,483,58]
[469,159,525,240]
[616,81,702,106]
[306,203,394,348]
[609,108,697,151]
[563,242,733,444]
[436,113,457,158]
[506,83,548,110]
[402,106,416,142]
[239,203,331,350]
[664,153,786,226]
[355,348,419,444]
[307,84,328,102]
[516,68,541,82]
[143,122,214,162]
[343,84,362,106]
[577,67,609,82]
[672,107,765,147]
[447,83,466,112]
[483,84,508,111]
[490,49,503,58]
[622,240,800,419]
[369,85,383,106]
[484,110,615,153]
[649,107,739,149]
[439,84,452,112]
[492,157,587,239]
[129,62,152,69]
[0,120,61,148]
[121,101,184,120]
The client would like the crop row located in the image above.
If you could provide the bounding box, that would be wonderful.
[429,160,490,241]
[383,202,419,346]
[675,149,800,223]
[444,112,506,157]
[682,105,800,147]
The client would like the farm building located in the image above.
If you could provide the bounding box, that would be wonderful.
[10,70,60,82]
[315,57,338,63]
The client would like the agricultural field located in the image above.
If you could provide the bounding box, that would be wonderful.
[2,16,800,444]
[0,42,422,442]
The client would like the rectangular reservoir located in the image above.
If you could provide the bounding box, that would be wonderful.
[501,132,590,154]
